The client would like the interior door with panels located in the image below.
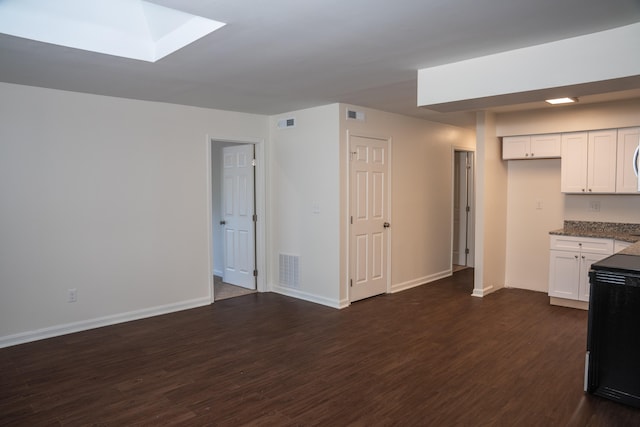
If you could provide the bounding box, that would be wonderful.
[222,144,256,290]
[349,135,390,302]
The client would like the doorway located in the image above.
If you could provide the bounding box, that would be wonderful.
[452,149,475,272]
[209,138,264,301]
[349,134,391,302]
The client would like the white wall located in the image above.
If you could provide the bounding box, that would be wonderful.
[0,83,268,346]
[338,105,476,302]
[565,195,640,223]
[474,112,508,296]
[505,160,564,292]
[496,98,640,136]
[268,104,342,307]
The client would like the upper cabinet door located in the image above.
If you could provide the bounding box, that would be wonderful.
[587,129,617,193]
[502,135,530,159]
[502,134,560,160]
[530,133,561,158]
[561,132,588,193]
[616,127,640,193]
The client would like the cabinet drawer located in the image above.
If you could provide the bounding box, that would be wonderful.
[550,235,614,254]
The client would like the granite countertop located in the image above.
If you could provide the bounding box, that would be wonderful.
[550,221,640,256]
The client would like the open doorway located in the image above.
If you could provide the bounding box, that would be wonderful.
[209,139,263,301]
[452,149,475,272]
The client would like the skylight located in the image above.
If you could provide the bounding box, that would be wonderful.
[0,0,226,62]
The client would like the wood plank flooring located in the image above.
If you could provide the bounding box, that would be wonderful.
[2,268,640,426]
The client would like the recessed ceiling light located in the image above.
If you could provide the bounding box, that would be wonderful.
[0,0,226,62]
[545,97,578,105]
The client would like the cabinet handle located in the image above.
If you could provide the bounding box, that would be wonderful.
[582,256,585,259]
[525,153,529,157]
[531,153,534,157]
[588,189,592,192]
[582,189,585,192]
[575,255,579,259]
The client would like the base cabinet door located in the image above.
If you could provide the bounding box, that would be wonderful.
[549,236,614,303]
[549,250,580,299]
[578,253,610,301]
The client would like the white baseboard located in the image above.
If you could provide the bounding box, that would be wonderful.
[390,269,452,293]
[0,297,211,349]
[213,269,223,277]
[271,285,342,309]
[472,285,495,297]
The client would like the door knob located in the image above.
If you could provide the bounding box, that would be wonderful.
[220,220,226,225]
[383,222,390,228]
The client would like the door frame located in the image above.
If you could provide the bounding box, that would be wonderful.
[206,135,266,303]
[345,130,392,303]
[450,146,476,270]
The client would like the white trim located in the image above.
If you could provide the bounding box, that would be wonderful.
[205,135,215,303]
[390,270,452,293]
[271,285,342,309]
[0,297,210,349]
[471,285,495,298]
[207,136,267,298]
[213,269,224,277]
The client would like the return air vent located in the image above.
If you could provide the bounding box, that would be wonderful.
[279,254,300,288]
[346,109,365,121]
[277,117,296,129]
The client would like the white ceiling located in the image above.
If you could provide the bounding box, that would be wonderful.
[1,0,639,129]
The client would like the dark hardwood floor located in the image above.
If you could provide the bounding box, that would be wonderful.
[2,268,640,426]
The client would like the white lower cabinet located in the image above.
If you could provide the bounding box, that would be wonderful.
[614,240,632,252]
[548,236,613,302]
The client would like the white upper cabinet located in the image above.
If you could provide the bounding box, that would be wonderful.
[561,132,589,193]
[503,134,560,160]
[587,130,617,193]
[616,127,640,193]
[561,130,617,193]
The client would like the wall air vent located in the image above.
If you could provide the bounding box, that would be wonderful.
[346,109,365,121]
[277,117,296,129]
[279,253,300,288]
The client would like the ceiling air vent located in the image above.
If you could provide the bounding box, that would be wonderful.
[277,117,296,129]
[346,109,365,121]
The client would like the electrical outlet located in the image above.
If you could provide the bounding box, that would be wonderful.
[536,200,543,210]
[68,288,77,303]
[588,201,601,212]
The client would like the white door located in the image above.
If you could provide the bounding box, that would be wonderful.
[349,135,390,302]
[222,144,256,289]
[616,127,640,193]
[579,252,609,302]
[587,129,617,193]
[548,250,580,300]
[453,153,463,264]
[561,132,588,193]
[453,151,474,267]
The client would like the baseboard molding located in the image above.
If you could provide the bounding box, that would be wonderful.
[390,269,452,293]
[472,285,495,298]
[271,285,342,309]
[213,269,223,277]
[550,297,589,310]
[0,297,211,349]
